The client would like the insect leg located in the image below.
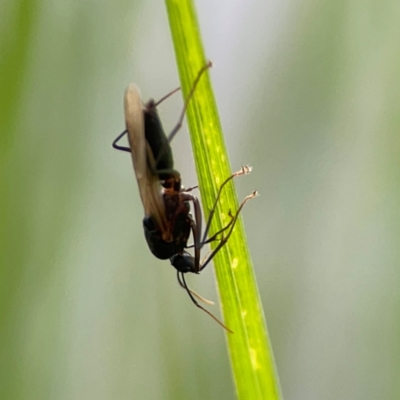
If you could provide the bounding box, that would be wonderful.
[154,87,181,107]
[201,215,235,245]
[165,61,212,144]
[202,165,252,242]
[185,213,235,250]
[199,190,258,272]
[112,130,131,152]
[180,192,202,272]
[152,62,213,169]
[183,185,198,192]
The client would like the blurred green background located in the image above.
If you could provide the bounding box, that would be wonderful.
[1,0,400,399]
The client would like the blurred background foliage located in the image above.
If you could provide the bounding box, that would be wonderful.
[1,0,400,399]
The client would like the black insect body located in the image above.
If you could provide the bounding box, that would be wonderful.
[113,63,256,331]
[142,184,193,261]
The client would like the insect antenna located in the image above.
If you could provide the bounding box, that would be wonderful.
[178,271,233,333]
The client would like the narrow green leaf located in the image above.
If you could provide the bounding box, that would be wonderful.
[165,1,282,398]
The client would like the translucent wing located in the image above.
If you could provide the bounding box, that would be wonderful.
[124,84,146,182]
[124,84,169,234]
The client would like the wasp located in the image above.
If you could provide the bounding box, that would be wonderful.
[113,63,256,331]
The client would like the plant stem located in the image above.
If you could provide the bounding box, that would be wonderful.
[165,1,282,398]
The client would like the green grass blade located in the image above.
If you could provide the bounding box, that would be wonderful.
[165,1,282,398]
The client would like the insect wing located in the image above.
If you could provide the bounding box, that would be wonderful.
[124,84,146,182]
[124,84,169,233]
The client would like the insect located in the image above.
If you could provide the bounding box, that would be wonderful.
[113,63,257,331]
